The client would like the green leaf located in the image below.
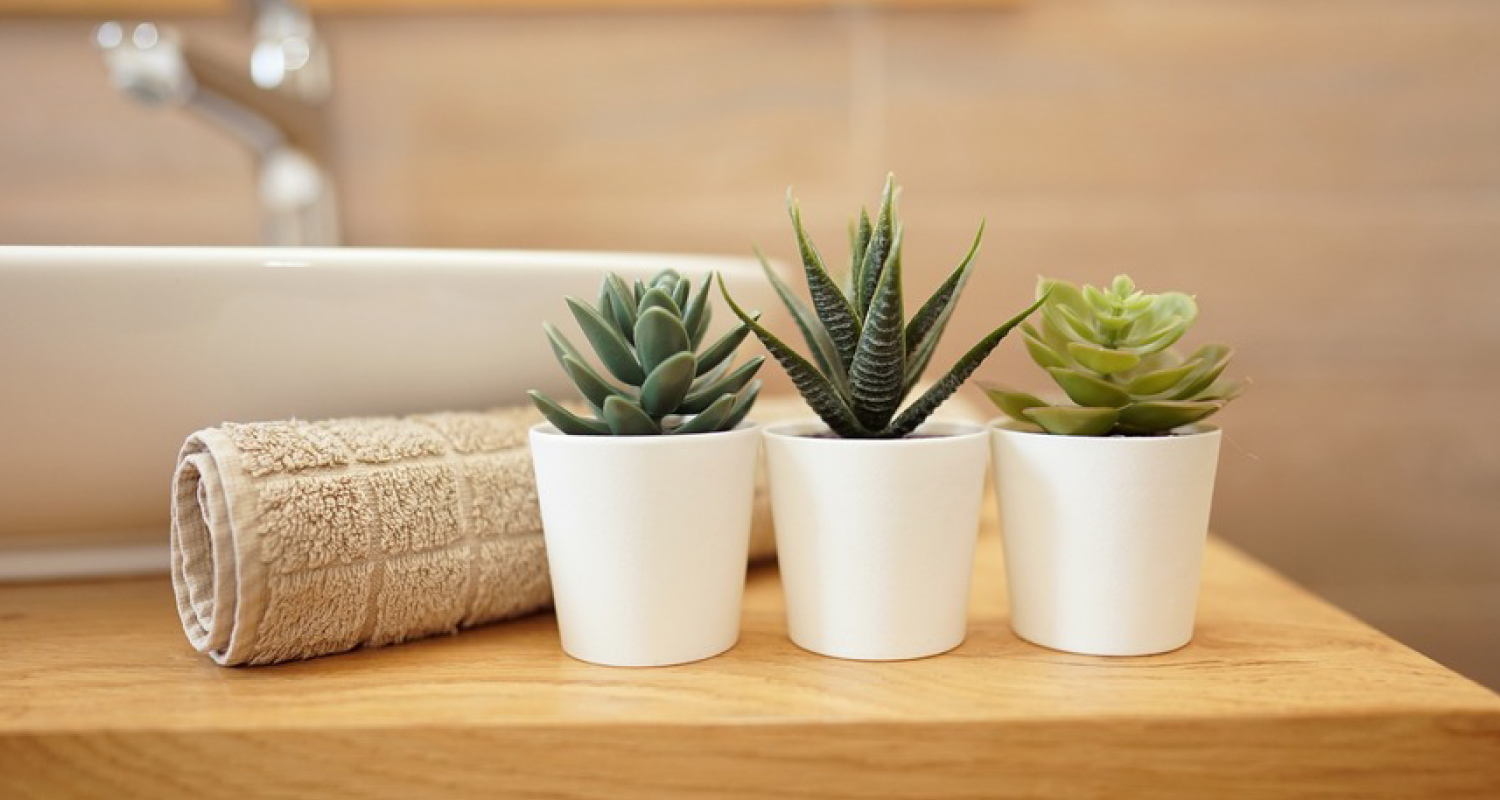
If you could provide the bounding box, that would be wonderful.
[679,356,764,413]
[1023,405,1119,436]
[602,396,660,435]
[638,286,681,318]
[720,276,869,437]
[695,321,754,376]
[633,306,690,375]
[528,391,609,435]
[1111,275,1136,297]
[1199,377,1248,403]
[1021,325,1070,370]
[755,248,848,393]
[856,175,897,319]
[1066,341,1141,375]
[567,297,644,385]
[885,293,1047,438]
[1116,401,1221,434]
[543,322,585,367]
[790,199,862,370]
[1171,345,1233,400]
[1047,367,1132,408]
[670,276,690,310]
[639,352,696,417]
[560,356,628,413]
[850,208,872,300]
[847,225,907,431]
[902,221,982,391]
[672,394,736,434]
[1126,360,1200,396]
[978,384,1047,422]
[720,379,762,430]
[604,275,638,343]
[682,276,713,350]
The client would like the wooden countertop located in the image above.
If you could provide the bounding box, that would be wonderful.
[2,512,1498,799]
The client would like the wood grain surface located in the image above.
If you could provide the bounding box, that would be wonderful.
[2,509,1497,799]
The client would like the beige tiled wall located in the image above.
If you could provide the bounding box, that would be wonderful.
[2,1,1498,687]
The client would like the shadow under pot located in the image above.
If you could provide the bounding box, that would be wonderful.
[528,422,761,667]
[762,419,990,661]
[990,422,1223,657]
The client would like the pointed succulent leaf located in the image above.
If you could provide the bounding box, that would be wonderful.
[1038,276,1089,314]
[567,297,644,384]
[720,277,868,437]
[670,277,690,310]
[529,391,609,435]
[885,293,1047,438]
[543,322,586,367]
[682,276,713,350]
[979,384,1048,422]
[679,356,764,413]
[560,356,628,413]
[850,207,872,298]
[755,248,848,391]
[1126,359,1201,395]
[1171,345,1234,400]
[847,227,907,431]
[1082,284,1115,315]
[1047,367,1132,408]
[1199,377,1248,403]
[1021,326,1070,370]
[901,224,983,393]
[1023,405,1120,436]
[672,394,736,434]
[1066,341,1141,375]
[856,175,897,318]
[1116,401,1220,434]
[720,378,762,430]
[604,274,638,342]
[602,395,660,435]
[1123,316,1191,355]
[905,221,982,359]
[690,357,732,392]
[696,320,755,376]
[639,352,697,417]
[633,306,690,375]
[638,286,681,318]
[790,200,862,369]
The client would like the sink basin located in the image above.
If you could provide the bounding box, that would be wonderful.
[0,246,775,577]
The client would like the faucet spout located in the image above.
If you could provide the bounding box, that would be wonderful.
[95,7,339,247]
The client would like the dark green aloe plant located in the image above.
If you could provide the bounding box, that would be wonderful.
[720,174,1044,439]
[529,269,763,435]
[981,274,1245,436]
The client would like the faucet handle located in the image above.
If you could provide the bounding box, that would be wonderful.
[243,0,330,103]
[95,21,195,107]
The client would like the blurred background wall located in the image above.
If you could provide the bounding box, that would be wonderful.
[2,1,1497,687]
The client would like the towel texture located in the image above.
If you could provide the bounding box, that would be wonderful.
[171,405,777,666]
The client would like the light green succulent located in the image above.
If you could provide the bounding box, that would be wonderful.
[981,274,1245,436]
[528,269,764,435]
[720,174,1044,439]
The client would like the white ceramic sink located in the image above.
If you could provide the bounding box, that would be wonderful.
[0,247,775,577]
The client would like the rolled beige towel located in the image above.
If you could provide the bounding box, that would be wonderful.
[171,405,779,666]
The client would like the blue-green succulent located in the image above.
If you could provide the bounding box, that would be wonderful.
[529,269,763,435]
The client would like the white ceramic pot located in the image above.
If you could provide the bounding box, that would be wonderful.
[990,422,1223,656]
[763,419,990,661]
[529,422,761,667]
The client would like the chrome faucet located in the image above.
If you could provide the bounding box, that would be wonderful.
[95,0,339,246]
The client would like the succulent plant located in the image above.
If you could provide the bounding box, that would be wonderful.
[528,269,764,435]
[720,174,1044,439]
[981,274,1245,436]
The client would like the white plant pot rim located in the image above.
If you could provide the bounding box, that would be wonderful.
[763,417,987,445]
[530,419,759,444]
[989,417,1220,443]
